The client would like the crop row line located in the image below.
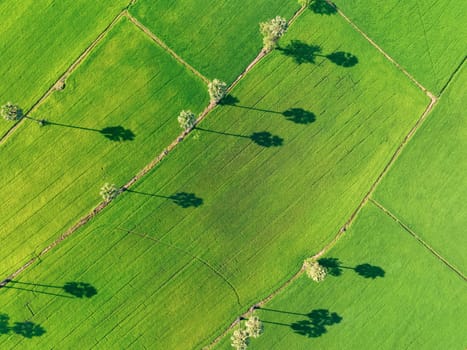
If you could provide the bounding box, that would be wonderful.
[370,198,466,281]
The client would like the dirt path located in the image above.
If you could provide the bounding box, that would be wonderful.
[126,13,210,83]
[370,199,466,281]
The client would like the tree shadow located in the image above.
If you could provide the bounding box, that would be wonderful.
[260,308,342,338]
[99,126,135,141]
[12,321,46,338]
[0,314,45,338]
[309,0,338,15]
[326,52,359,67]
[318,257,385,279]
[196,127,284,147]
[169,192,203,208]
[0,280,98,299]
[354,264,385,279]
[63,282,97,298]
[124,190,204,208]
[280,40,358,68]
[220,95,317,125]
[279,41,323,64]
[40,120,135,142]
[282,108,316,124]
[250,131,283,147]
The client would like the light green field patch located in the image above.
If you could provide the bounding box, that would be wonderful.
[0,17,208,276]
[0,0,129,137]
[0,10,428,349]
[130,0,299,83]
[374,66,467,273]
[215,203,467,349]
[331,0,467,94]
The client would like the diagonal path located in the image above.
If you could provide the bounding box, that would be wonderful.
[370,198,466,281]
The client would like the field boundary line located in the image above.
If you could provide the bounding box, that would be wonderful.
[370,199,466,281]
[125,13,210,83]
[117,227,241,305]
[0,5,132,146]
[327,0,435,100]
[0,3,305,288]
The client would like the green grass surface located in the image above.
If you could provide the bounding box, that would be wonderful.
[0,10,428,349]
[130,0,299,83]
[0,17,208,277]
[215,203,467,349]
[0,0,129,137]
[374,66,467,273]
[332,0,467,94]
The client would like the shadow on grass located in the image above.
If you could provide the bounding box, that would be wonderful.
[318,257,385,279]
[308,0,338,15]
[260,308,342,338]
[34,119,135,141]
[279,40,358,67]
[125,190,204,208]
[0,314,45,338]
[196,126,284,147]
[219,95,316,125]
[0,280,98,298]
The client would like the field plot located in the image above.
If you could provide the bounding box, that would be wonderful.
[0,17,208,277]
[0,0,129,137]
[0,10,428,349]
[331,0,467,94]
[374,66,467,273]
[215,203,467,349]
[129,0,299,83]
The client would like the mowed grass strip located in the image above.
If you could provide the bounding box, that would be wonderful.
[373,66,467,273]
[0,10,429,349]
[130,0,299,83]
[331,0,467,94]
[0,0,129,137]
[0,17,208,277]
[215,203,467,349]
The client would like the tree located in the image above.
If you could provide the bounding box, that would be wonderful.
[208,79,227,103]
[245,316,263,338]
[260,16,288,52]
[1,102,22,121]
[177,110,196,131]
[100,183,119,202]
[304,259,327,282]
[231,329,249,350]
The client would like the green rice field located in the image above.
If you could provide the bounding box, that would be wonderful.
[0,1,465,349]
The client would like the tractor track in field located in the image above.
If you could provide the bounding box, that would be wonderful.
[117,227,242,306]
[0,3,136,146]
[370,199,466,281]
[0,3,305,288]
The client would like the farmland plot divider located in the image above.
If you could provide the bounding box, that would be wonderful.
[370,199,466,281]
